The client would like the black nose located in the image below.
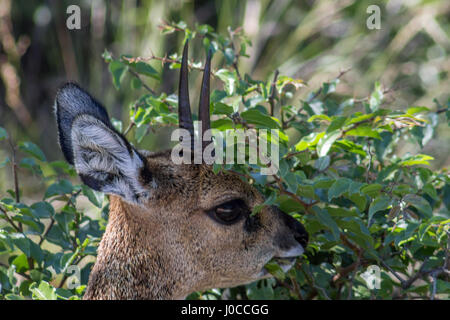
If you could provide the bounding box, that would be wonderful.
[273,206,309,249]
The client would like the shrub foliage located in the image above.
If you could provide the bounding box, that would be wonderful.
[0,22,449,300]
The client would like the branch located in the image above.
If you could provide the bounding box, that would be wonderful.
[346,250,363,300]
[228,27,242,81]
[127,68,156,95]
[271,175,318,213]
[269,70,279,117]
[0,205,21,232]
[122,54,207,73]
[353,85,400,104]
[123,104,138,137]
[38,217,55,246]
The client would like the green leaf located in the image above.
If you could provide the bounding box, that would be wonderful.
[12,235,31,256]
[345,125,381,139]
[131,77,142,89]
[317,131,340,157]
[30,281,57,300]
[212,118,234,130]
[327,117,346,132]
[197,24,213,35]
[369,82,383,112]
[295,132,325,152]
[81,185,103,208]
[297,185,316,200]
[13,214,44,233]
[400,154,434,167]
[314,155,330,172]
[4,294,24,300]
[423,183,439,200]
[361,184,382,198]
[406,106,429,115]
[326,207,359,217]
[349,193,367,211]
[307,114,331,123]
[110,118,123,133]
[277,195,305,213]
[131,61,159,80]
[403,194,432,218]
[348,181,364,195]
[44,179,74,199]
[313,177,335,189]
[30,202,54,219]
[101,49,113,62]
[213,102,234,116]
[134,124,148,143]
[328,178,351,201]
[215,69,237,95]
[323,79,339,95]
[109,60,127,89]
[11,254,29,273]
[346,113,375,125]
[314,207,340,241]
[264,261,286,281]
[368,196,391,221]
[334,140,366,157]
[18,142,46,161]
[240,109,280,129]
[337,217,374,250]
[223,47,235,65]
[29,240,44,263]
[211,90,227,103]
[393,184,417,196]
[19,157,42,175]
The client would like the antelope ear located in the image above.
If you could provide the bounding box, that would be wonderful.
[54,83,152,204]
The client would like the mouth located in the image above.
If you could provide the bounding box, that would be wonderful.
[272,257,297,272]
[258,257,297,278]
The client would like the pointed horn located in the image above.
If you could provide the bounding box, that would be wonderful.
[178,41,194,137]
[198,49,213,152]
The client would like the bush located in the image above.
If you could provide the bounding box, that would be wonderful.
[0,22,449,300]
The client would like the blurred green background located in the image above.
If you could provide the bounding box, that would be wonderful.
[0,0,449,195]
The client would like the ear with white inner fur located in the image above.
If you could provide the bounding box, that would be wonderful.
[55,83,152,204]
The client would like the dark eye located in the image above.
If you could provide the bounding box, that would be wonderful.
[207,199,248,225]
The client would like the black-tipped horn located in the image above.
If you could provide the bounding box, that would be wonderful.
[198,49,212,151]
[178,41,194,137]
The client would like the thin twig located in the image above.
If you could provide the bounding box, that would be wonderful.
[123,104,138,137]
[9,139,19,204]
[379,259,406,285]
[269,70,279,117]
[430,272,438,300]
[336,68,352,80]
[271,175,318,213]
[346,251,362,300]
[353,85,399,103]
[228,27,242,81]
[122,54,208,73]
[290,273,303,300]
[0,205,21,232]
[38,217,55,246]
[127,68,156,95]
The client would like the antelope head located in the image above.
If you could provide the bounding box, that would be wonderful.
[54,41,308,299]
